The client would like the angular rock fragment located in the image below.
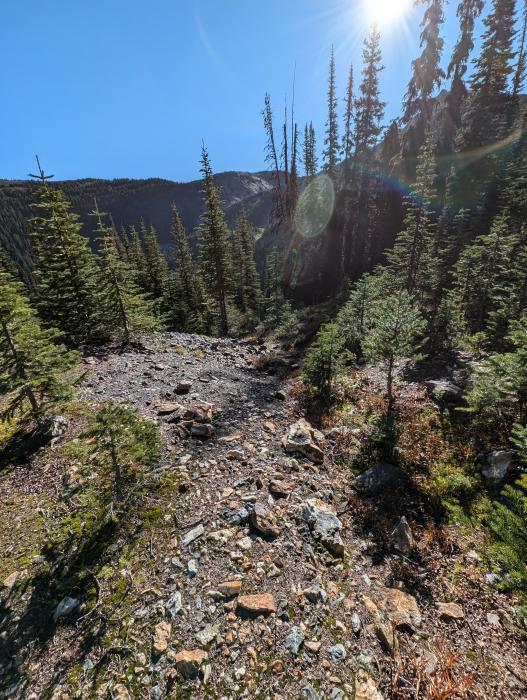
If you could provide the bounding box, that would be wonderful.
[391,516,414,554]
[191,423,214,439]
[480,450,515,485]
[282,418,325,463]
[175,380,192,394]
[355,670,385,700]
[175,649,208,679]
[237,593,277,617]
[354,463,405,494]
[269,479,295,497]
[53,597,79,623]
[218,580,242,598]
[250,502,281,538]
[376,588,421,629]
[437,602,464,620]
[302,498,345,557]
[284,626,305,656]
[153,620,171,655]
[181,524,204,548]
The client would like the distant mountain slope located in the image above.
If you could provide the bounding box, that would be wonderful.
[0,171,276,271]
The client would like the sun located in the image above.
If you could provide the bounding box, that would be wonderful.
[366,0,413,26]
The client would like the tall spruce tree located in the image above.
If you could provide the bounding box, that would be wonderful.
[351,26,385,276]
[403,0,445,124]
[92,203,158,343]
[470,0,517,96]
[303,122,318,178]
[323,47,339,175]
[387,133,438,299]
[342,64,354,163]
[446,0,485,131]
[142,222,168,303]
[28,174,104,345]
[167,204,201,329]
[354,27,385,160]
[0,270,79,421]
[512,0,527,96]
[233,210,261,319]
[197,145,232,336]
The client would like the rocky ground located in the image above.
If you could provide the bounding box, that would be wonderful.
[0,333,526,699]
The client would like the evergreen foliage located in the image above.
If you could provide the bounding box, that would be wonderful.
[386,133,438,299]
[69,401,162,501]
[303,122,318,178]
[92,203,159,343]
[403,0,445,124]
[342,64,354,163]
[28,182,104,345]
[363,290,426,409]
[0,270,79,421]
[323,47,339,174]
[470,0,517,96]
[166,204,202,331]
[303,323,351,398]
[197,145,232,336]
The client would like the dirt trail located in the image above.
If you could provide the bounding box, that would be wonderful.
[0,333,525,699]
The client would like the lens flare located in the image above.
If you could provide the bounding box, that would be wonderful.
[295,174,335,239]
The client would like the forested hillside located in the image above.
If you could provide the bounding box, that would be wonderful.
[0,172,275,275]
[2,1,527,698]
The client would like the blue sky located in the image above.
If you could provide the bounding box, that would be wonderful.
[0,1,489,182]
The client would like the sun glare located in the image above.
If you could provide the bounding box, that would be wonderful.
[366,0,412,26]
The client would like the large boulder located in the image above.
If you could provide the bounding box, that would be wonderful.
[354,463,405,494]
[302,498,345,557]
[425,380,464,405]
[282,418,325,463]
[480,450,515,485]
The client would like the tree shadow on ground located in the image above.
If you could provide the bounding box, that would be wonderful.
[0,420,59,469]
[0,505,139,698]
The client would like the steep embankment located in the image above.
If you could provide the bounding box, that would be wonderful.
[0,334,525,699]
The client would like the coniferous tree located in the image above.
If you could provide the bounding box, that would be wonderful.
[342,64,354,163]
[263,93,285,220]
[197,145,232,336]
[363,289,426,411]
[166,204,202,330]
[351,26,385,276]
[387,133,438,299]
[303,323,350,398]
[142,222,168,303]
[303,122,318,178]
[92,203,159,343]
[512,0,527,96]
[470,0,517,96]
[403,0,445,124]
[69,401,162,502]
[448,214,517,342]
[126,224,149,290]
[323,47,339,175]
[0,270,80,421]
[234,210,261,319]
[447,0,485,124]
[28,176,104,345]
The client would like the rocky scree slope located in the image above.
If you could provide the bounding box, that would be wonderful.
[0,333,526,699]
